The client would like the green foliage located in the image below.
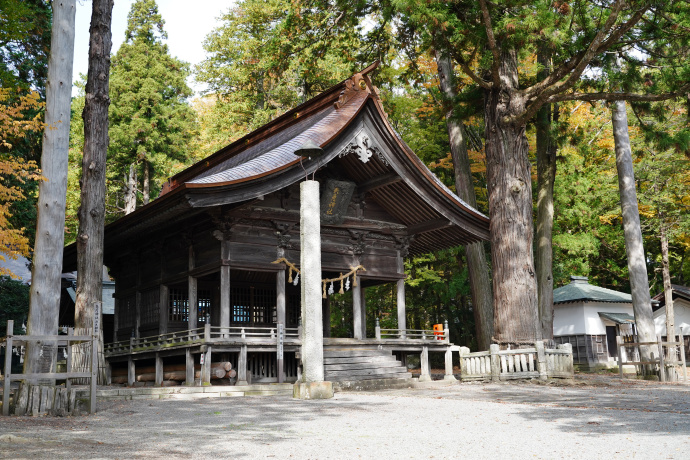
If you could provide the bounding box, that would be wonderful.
[0,0,51,96]
[0,0,51,250]
[0,275,29,334]
[107,0,197,215]
[193,0,370,154]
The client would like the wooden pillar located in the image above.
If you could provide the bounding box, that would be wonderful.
[135,291,141,339]
[360,287,366,339]
[159,285,169,335]
[322,296,331,339]
[185,348,194,386]
[419,346,431,382]
[237,344,248,385]
[155,353,163,387]
[2,321,12,416]
[112,297,119,343]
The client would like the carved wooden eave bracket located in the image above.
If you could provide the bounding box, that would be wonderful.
[338,128,389,166]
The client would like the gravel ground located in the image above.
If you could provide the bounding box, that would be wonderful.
[0,375,688,459]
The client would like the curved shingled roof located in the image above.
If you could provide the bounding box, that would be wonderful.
[62,63,489,269]
[554,276,632,304]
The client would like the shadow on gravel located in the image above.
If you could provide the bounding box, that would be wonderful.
[466,381,690,437]
[0,395,385,459]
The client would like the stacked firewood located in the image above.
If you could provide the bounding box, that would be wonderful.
[111,362,236,385]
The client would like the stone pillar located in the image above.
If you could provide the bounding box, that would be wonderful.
[396,248,406,335]
[220,238,231,335]
[444,348,456,381]
[419,346,431,382]
[237,344,248,385]
[127,356,135,387]
[202,346,212,385]
[155,353,163,387]
[185,348,194,386]
[276,247,286,330]
[352,282,363,340]
[294,180,333,399]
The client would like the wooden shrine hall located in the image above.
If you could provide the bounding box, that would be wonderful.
[63,62,490,387]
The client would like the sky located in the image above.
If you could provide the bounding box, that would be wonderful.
[73,0,235,96]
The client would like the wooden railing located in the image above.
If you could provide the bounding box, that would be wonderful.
[104,324,301,356]
[2,320,97,415]
[458,342,574,381]
[374,319,450,344]
[616,333,687,382]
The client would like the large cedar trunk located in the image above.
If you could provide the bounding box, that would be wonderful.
[435,51,494,350]
[534,55,558,341]
[74,0,114,385]
[611,100,655,363]
[24,0,76,380]
[484,49,539,346]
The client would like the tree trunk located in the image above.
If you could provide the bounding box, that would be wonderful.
[24,0,76,381]
[74,0,114,385]
[484,49,539,346]
[142,160,150,205]
[435,50,494,350]
[660,222,675,341]
[611,99,656,363]
[124,163,137,214]
[535,50,558,342]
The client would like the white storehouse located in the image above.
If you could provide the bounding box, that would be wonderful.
[552,276,637,368]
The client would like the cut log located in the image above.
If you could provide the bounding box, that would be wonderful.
[111,361,232,377]
[226,369,237,379]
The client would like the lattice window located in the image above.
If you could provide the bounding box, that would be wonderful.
[287,293,300,327]
[169,288,188,322]
[119,294,136,328]
[197,289,211,323]
[231,285,277,325]
[140,289,160,325]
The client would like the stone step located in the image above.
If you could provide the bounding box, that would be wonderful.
[323,355,396,365]
[325,367,410,378]
[322,349,389,358]
[327,372,413,382]
[324,360,404,372]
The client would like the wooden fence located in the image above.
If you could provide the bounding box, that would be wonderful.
[2,320,98,415]
[104,324,301,356]
[374,319,449,344]
[616,333,687,382]
[458,342,574,381]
